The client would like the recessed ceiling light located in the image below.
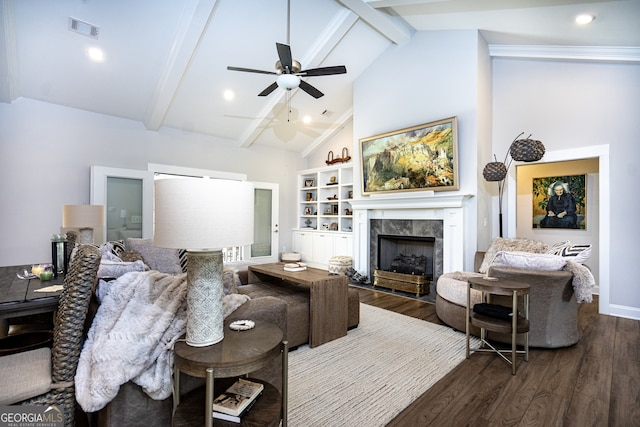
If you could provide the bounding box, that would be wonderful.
[303,115,312,124]
[223,90,235,101]
[87,47,104,62]
[575,14,595,25]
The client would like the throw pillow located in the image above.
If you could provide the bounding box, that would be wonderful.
[127,238,183,274]
[547,241,592,264]
[479,238,549,274]
[491,251,566,271]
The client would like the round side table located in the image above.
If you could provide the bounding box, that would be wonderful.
[173,321,288,426]
[465,276,530,375]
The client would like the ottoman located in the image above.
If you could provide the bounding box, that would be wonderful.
[328,256,352,276]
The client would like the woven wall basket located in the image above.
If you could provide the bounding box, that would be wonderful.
[510,139,545,162]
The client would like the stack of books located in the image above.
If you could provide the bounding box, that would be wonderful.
[212,378,264,423]
[283,262,307,272]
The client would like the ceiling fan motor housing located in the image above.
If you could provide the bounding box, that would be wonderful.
[276,60,301,74]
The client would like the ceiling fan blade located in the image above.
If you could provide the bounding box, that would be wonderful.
[298,80,324,99]
[299,65,347,77]
[276,43,293,72]
[227,66,276,75]
[258,82,279,97]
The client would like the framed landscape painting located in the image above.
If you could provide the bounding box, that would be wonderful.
[360,117,459,195]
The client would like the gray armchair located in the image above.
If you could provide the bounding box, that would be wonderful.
[435,251,579,348]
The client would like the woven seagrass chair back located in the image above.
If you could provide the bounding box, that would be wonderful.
[51,244,101,384]
[22,244,101,426]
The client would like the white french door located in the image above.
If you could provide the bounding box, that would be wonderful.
[249,182,279,263]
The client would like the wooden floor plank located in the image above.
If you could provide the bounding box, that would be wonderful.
[350,287,640,427]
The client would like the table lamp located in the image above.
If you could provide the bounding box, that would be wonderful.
[62,204,106,244]
[154,178,254,347]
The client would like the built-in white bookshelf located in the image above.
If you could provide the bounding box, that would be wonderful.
[297,164,353,233]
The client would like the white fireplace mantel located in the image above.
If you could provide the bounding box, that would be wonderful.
[350,193,474,276]
[349,194,473,211]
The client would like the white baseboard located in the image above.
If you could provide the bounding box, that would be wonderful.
[606,304,640,321]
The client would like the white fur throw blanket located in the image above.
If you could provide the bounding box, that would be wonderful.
[562,260,596,304]
[75,270,249,412]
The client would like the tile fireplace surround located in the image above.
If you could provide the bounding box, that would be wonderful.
[350,194,473,278]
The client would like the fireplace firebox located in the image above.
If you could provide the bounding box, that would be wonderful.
[373,234,435,296]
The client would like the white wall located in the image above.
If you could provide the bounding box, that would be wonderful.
[350,30,485,270]
[0,98,305,266]
[493,58,640,318]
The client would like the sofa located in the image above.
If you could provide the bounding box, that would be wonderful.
[435,238,593,349]
[87,244,360,427]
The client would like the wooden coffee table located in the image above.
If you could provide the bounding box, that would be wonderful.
[248,263,348,348]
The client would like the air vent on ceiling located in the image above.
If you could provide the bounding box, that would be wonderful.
[68,17,100,39]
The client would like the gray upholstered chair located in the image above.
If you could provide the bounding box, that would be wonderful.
[436,251,579,348]
[0,244,101,426]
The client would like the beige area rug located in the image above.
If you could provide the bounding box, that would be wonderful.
[287,303,480,426]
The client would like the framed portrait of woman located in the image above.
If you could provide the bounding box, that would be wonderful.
[532,174,586,229]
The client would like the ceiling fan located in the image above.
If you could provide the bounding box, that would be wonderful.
[226,0,347,99]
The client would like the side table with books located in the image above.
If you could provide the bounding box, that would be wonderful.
[172,321,288,426]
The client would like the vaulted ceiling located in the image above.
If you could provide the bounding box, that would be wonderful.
[1,0,638,155]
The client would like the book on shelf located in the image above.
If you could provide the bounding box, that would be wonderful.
[283,262,307,272]
[212,396,259,423]
[212,378,264,417]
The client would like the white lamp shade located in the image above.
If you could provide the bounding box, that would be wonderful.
[154,178,254,250]
[62,205,105,228]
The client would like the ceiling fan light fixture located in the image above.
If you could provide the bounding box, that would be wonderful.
[276,73,300,90]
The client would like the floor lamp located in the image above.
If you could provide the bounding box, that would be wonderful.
[62,204,106,244]
[482,133,545,237]
[154,178,254,347]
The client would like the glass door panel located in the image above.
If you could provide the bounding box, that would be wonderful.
[249,182,279,262]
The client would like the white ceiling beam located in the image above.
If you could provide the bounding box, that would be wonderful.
[143,0,218,131]
[301,107,353,158]
[336,0,412,45]
[239,9,359,148]
[0,0,19,103]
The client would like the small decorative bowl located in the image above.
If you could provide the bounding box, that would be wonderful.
[38,264,54,281]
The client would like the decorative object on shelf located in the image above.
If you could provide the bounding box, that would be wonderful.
[304,218,312,227]
[330,222,338,231]
[347,190,353,199]
[482,132,545,237]
[345,208,352,215]
[325,147,352,165]
[304,207,312,215]
[304,178,315,187]
[321,223,330,230]
[327,176,338,185]
[360,116,459,194]
[306,193,313,201]
[154,178,254,347]
[62,204,106,244]
[327,195,337,200]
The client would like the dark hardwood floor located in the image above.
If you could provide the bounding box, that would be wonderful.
[353,287,640,427]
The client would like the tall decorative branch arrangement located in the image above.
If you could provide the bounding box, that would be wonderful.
[483,132,545,237]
